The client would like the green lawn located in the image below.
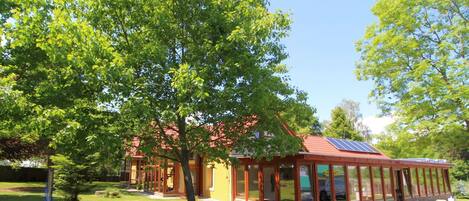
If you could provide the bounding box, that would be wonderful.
[0,182,185,201]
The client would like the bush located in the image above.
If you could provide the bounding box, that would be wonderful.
[452,160,469,181]
[136,183,143,190]
[105,188,121,198]
[453,180,469,198]
[52,154,96,201]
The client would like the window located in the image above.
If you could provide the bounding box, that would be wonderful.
[418,168,426,196]
[248,165,259,201]
[300,164,314,201]
[431,168,438,195]
[425,168,433,195]
[382,168,393,201]
[411,168,419,196]
[280,164,295,201]
[236,166,245,199]
[360,166,372,201]
[317,164,331,201]
[348,166,359,201]
[263,166,275,201]
[372,167,384,201]
[437,169,444,194]
[333,165,346,201]
[443,169,451,193]
[208,167,214,191]
[402,168,412,198]
[167,166,176,192]
[190,168,198,193]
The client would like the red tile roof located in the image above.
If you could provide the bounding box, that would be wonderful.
[302,136,390,159]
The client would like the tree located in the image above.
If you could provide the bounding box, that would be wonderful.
[84,1,317,200]
[356,0,468,161]
[1,0,128,200]
[338,99,372,141]
[323,107,363,141]
[51,154,96,201]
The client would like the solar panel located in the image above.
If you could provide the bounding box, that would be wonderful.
[326,137,379,153]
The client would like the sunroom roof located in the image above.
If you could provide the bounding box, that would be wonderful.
[397,158,448,164]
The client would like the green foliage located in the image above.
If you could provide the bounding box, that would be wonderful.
[84,1,318,200]
[324,107,363,141]
[454,180,469,198]
[356,0,469,160]
[51,154,95,201]
[84,0,317,163]
[1,0,130,199]
[103,188,121,198]
[374,131,435,159]
[452,160,469,181]
[2,1,318,200]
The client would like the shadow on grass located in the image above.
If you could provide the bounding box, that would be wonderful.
[0,187,44,193]
[0,194,44,201]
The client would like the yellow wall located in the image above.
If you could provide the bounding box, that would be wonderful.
[132,157,233,200]
[203,163,232,201]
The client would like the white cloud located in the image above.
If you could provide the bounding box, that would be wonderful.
[362,116,394,134]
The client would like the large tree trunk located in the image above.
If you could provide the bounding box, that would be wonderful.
[70,188,78,201]
[46,154,54,201]
[181,149,196,201]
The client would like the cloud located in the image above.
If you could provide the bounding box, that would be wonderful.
[362,116,394,134]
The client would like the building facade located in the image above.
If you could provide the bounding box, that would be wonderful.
[121,136,452,201]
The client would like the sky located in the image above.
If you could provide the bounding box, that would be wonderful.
[268,1,393,133]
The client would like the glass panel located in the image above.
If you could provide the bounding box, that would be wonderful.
[432,168,438,195]
[425,168,433,195]
[418,168,426,196]
[300,165,314,201]
[438,169,444,194]
[411,168,418,196]
[348,166,360,201]
[441,169,445,194]
[167,166,175,192]
[208,167,214,189]
[248,165,259,201]
[236,166,245,199]
[190,168,197,193]
[317,164,331,201]
[280,164,295,201]
[402,169,412,198]
[333,165,346,201]
[382,168,393,201]
[444,169,451,193]
[263,166,275,201]
[360,166,372,201]
[373,167,384,201]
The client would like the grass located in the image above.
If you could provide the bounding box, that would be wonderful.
[0,182,186,201]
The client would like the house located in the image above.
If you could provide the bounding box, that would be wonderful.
[121,135,452,201]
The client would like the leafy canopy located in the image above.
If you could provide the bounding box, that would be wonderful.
[85,0,317,162]
[1,0,129,199]
[356,0,468,160]
[84,1,318,199]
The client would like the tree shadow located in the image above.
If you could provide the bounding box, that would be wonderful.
[0,194,44,201]
[0,187,43,193]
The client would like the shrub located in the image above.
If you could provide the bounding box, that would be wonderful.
[52,154,96,201]
[136,183,143,190]
[104,188,121,198]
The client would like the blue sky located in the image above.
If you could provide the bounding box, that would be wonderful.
[269,1,381,122]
